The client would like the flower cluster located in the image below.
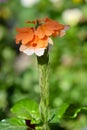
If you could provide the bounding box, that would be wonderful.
[16,17,69,56]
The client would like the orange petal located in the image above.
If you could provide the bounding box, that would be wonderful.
[35,25,45,39]
[52,30,60,37]
[29,35,38,47]
[16,28,34,45]
[44,25,54,36]
[35,24,53,38]
[16,27,30,33]
[44,18,65,31]
[46,22,64,31]
[36,36,48,48]
[25,36,48,49]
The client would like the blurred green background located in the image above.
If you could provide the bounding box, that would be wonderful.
[0,0,87,130]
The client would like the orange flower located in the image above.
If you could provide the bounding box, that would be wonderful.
[35,17,69,38]
[15,17,69,56]
[19,36,52,56]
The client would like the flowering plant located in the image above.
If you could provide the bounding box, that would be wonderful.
[0,17,86,130]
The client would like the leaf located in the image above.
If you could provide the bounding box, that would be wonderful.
[48,103,69,123]
[48,103,87,123]
[63,104,87,118]
[11,98,40,124]
[0,118,28,130]
[49,103,87,123]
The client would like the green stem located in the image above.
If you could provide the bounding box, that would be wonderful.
[37,48,50,130]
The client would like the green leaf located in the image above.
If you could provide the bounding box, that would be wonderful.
[48,103,69,123]
[0,118,28,130]
[49,104,87,123]
[63,104,87,118]
[11,98,40,124]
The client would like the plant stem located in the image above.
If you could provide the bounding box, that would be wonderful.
[37,48,50,130]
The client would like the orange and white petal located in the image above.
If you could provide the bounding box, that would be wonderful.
[48,38,53,45]
[23,48,34,55]
[59,30,66,37]
[59,25,70,37]
[19,45,27,51]
[35,48,45,56]
[64,25,70,30]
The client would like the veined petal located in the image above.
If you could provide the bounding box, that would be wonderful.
[35,48,45,56]
[23,48,34,55]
